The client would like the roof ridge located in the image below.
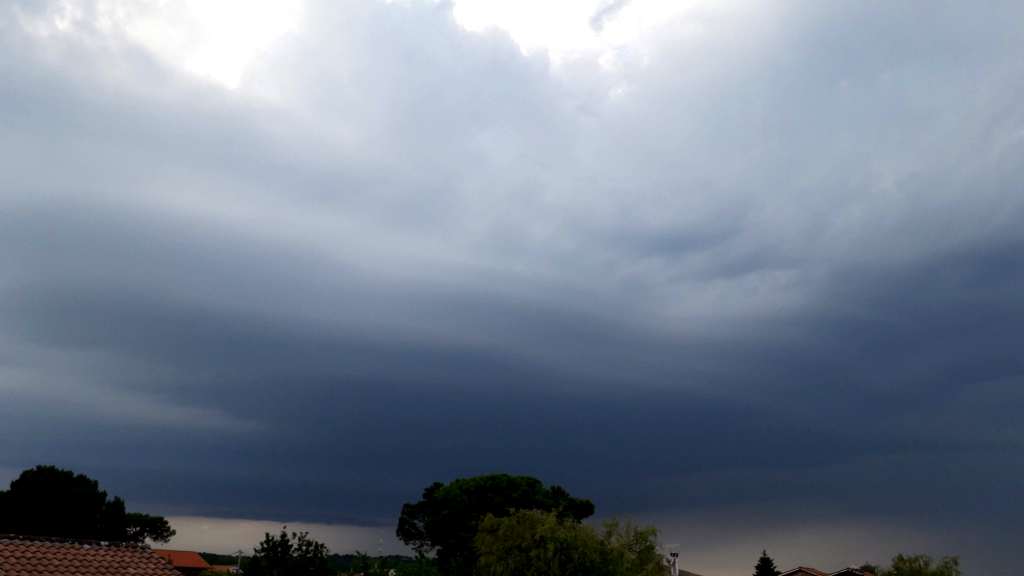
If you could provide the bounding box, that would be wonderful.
[151,548,203,553]
[0,533,151,549]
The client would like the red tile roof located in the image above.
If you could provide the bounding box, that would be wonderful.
[152,549,211,570]
[0,535,182,576]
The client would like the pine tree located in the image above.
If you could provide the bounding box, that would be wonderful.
[754,550,781,576]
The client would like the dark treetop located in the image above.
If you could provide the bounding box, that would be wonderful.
[754,550,781,576]
[396,474,594,576]
[0,465,174,544]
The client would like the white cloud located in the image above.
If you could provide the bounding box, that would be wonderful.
[15,0,304,88]
[448,0,720,67]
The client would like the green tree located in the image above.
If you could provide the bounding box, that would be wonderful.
[396,474,594,576]
[882,554,960,576]
[0,465,174,543]
[474,510,666,576]
[475,509,602,576]
[246,529,331,576]
[754,550,780,576]
[597,520,665,576]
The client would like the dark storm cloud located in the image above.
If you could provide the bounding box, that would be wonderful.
[2,1,1024,573]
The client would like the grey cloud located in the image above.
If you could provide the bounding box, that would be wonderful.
[2,1,1023,574]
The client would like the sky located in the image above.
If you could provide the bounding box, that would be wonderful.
[1,0,1023,574]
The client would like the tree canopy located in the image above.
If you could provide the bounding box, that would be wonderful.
[880,555,961,576]
[396,474,594,576]
[474,510,666,576]
[0,465,174,543]
[754,550,781,576]
[594,518,666,576]
[246,529,331,576]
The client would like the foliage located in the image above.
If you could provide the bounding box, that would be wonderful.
[881,555,960,576]
[246,528,331,576]
[402,552,443,576]
[201,551,248,566]
[125,512,176,543]
[597,519,665,576]
[397,474,594,576]
[0,465,175,543]
[474,510,667,576]
[323,552,431,575]
[475,509,602,576]
[348,551,395,576]
[754,550,781,576]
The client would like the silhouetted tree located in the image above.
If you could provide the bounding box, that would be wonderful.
[0,465,174,543]
[125,512,177,543]
[396,474,594,576]
[247,528,331,576]
[754,550,781,576]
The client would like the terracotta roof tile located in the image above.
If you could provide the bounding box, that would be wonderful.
[0,535,182,576]
[152,549,210,569]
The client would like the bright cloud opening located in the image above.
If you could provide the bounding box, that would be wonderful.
[16,0,305,89]
[19,0,702,88]
[116,0,304,88]
[449,0,701,64]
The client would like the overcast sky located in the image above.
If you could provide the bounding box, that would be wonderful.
[2,1,1023,574]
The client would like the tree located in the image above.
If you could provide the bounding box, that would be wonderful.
[125,512,177,543]
[597,519,665,576]
[396,474,594,576]
[475,509,602,576]
[0,465,174,543]
[754,550,781,576]
[474,510,666,576]
[882,555,960,576]
[246,528,331,576]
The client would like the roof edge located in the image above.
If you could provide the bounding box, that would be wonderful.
[0,533,151,549]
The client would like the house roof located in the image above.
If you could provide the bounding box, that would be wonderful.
[831,569,874,576]
[152,549,211,570]
[781,568,830,576]
[0,535,182,576]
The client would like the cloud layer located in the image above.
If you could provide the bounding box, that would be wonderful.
[2,1,1023,573]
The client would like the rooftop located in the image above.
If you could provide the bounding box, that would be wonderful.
[152,549,211,570]
[0,535,181,576]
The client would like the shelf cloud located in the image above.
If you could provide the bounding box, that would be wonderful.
[1,1,1023,574]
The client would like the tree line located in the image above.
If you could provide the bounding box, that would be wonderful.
[0,465,962,576]
[754,549,961,576]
